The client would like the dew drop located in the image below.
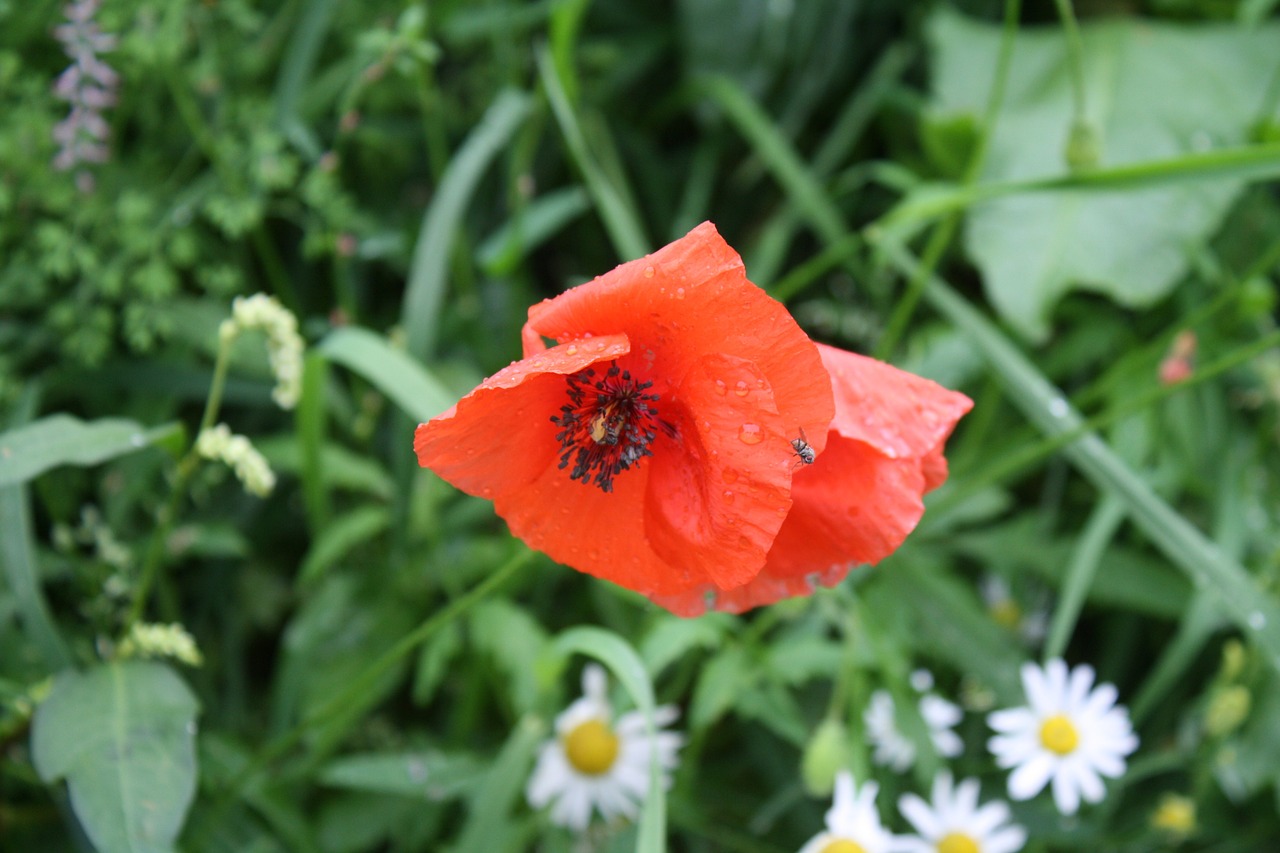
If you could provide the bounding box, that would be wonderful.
[722,490,735,504]
[713,379,727,396]
[733,380,749,397]
[675,287,685,299]
[738,535,751,548]
[566,344,578,356]
[738,424,763,445]
[480,487,494,497]
[1248,611,1267,631]
[643,265,655,278]
[722,468,739,484]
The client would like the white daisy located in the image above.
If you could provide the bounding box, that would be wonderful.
[864,671,964,772]
[798,770,897,853]
[897,772,1026,853]
[987,659,1138,815]
[525,664,683,831]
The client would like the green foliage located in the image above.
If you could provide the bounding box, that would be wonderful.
[4,0,1280,851]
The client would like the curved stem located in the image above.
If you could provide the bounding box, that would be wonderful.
[127,335,234,627]
[875,0,1022,358]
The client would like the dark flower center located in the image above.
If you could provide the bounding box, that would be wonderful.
[551,362,671,492]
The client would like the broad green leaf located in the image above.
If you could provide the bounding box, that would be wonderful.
[32,661,199,853]
[640,612,733,677]
[929,9,1280,341]
[317,326,454,424]
[318,750,484,800]
[452,715,544,853]
[0,415,180,487]
[256,433,393,500]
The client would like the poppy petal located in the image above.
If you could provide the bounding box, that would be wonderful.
[414,335,631,499]
[663,345,972,613]
[820,343,972,462]
[643,353,793,592]
[522,222,833,457]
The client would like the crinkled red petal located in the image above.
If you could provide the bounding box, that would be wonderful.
[414,335,631,499]
[655,345,972,614]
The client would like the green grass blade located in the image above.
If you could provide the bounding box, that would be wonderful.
[318,326,454,423]
[556,626,666,853]
[401,89,533,362]
[297,351,331,534]
[1042,495,1126,661]
[537,46,650,260]
[698,75,847,247]
[476,186,591,275]
[272,0,341,159]
[877,240,1280,675]
[0,485,71,669]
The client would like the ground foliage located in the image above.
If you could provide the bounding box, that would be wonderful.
[2,0,1280,850]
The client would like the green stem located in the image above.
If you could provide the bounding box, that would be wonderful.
[128,334,234,627]
[875,0,1021,358]
[1052,0,1088,124]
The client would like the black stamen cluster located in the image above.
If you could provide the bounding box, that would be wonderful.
[550,362,664,492]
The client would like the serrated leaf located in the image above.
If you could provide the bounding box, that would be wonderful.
[0,415,179,487]
[32,661,199,853]
[929,9,1280,341]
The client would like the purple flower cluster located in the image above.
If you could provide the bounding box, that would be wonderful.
[52,0,118,185]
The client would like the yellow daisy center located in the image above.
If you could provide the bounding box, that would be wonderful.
[562,718,620,775]
[990,599,1023,630]
[1039,713,1080,755]
[937,832,980,853]
[820,841,867,853]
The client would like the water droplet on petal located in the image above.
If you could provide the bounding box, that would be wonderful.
[738,424,763,445]
[713,379,727,396]
[733,380,749,397]
[722,490,735,504]
[722,468,739,484]
[675,287,685,299]
[643,265,655,278]
[566,344,578,356]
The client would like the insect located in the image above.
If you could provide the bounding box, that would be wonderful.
[790,428,815,465]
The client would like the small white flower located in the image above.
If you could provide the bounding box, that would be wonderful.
[798,771,897,853]
[979,576,1048,645]
[118,622,203,667]
[196,423,277,497]
[865,671,964,772]
[897,772,1026,853]
[987,659,1138,815]
[526,664,682,831]
[225,294,304,409]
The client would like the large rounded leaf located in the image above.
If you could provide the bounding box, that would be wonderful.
[32,661,200,853]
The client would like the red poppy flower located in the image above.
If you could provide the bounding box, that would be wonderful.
[416,222,833,604]
[414,222,971,615]
[652,343,973,614]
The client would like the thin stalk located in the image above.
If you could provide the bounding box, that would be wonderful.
[875,0,1022,357]
[127,338,234,627]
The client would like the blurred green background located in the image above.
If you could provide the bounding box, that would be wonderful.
[3,0,1280,850]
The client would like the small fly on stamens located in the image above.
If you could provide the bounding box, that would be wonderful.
[790,428,816,466]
